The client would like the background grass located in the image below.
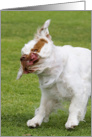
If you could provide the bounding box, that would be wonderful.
[1,11,91,136]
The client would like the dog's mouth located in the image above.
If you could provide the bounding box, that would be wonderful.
[20,53,39,74]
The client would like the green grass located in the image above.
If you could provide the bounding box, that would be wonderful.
[1,11,91,136]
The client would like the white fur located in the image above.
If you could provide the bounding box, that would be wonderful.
[17,20,91,129]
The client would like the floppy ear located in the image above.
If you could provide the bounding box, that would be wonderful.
[16,65,23,80]
[42,19,51,29]
[35,19,51,40]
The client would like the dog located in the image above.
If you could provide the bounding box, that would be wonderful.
[17,19,91,129]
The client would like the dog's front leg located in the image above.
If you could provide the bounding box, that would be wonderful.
[27,91,49,128]
[65,93,89,129]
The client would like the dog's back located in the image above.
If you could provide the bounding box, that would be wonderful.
[53,45,91,98]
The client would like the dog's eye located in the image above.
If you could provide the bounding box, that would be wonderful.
[33,49,38,52]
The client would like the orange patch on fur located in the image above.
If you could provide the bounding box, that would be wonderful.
[31,38,48,52]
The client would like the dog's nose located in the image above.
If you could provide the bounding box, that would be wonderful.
[20,55,26,61]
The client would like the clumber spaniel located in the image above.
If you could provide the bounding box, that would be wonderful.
[17,20,91,129]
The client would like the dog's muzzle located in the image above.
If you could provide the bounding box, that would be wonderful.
[20,53,39,74]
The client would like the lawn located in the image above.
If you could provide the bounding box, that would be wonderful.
[1,11,91,136]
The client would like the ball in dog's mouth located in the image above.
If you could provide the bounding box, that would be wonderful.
[20,53,39,74]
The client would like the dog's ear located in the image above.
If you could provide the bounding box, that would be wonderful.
[35,19,51,40]
[41,19,51,39]
[16,65,23,80]
[42,19,51,30]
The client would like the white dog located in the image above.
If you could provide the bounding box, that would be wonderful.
[17,20,91,129]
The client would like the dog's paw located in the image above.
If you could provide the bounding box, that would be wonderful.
[27,117,42,128]
[27,120,39,128]
[65,120,79,129]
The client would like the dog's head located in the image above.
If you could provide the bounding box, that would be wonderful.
[17,19,54,79]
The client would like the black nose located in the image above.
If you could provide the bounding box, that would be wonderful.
[20,56,26,61]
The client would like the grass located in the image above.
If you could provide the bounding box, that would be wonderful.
[1,11,91,136]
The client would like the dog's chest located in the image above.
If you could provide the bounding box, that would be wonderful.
[39,74,73,100]
[56,81,73,99]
